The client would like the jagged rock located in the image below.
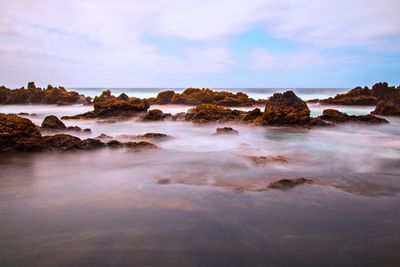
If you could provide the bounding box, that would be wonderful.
[263,91,311,125]
[118,93,129,100]
[247,156,288,164]
[142,109,171,121]
[185,104,245,123]
[41,115,67,130]
[268,178,313,189]
[62,90,149,119]
[320,82,400,106]
[243,108,263,122]
[371,101,400,116]
[319,109,388,123]
[152,88,259,107]
[214,127,239,135]
[0,83,90,105]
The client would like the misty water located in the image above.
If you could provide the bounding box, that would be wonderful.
[0,89,400,267]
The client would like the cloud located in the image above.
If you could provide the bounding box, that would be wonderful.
[0,0,399,87]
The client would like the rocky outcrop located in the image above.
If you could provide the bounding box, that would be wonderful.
[319,82,400,106]
[318,109,388,123]
[262,91,311,125]
[214,127,239,135]
[62,90,149,119]
[184,104,245,123]
[151,88,263,107]
[371,101,400,116]
[268,178,313,189]
[40,115,91,132]
[142,109,171,121]
[0,114,156,152]
[0,82,90,105]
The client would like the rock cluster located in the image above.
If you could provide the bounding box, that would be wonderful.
[0,82,90,105]
[318,109,388,124]
[62,90,150,119]
[0,113,156,152]
[150,88,264,107]
[319,82,400,107]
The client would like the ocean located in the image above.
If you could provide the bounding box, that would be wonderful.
[0,88,399,267]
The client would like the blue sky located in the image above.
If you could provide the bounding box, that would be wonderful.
[0,0,399,88]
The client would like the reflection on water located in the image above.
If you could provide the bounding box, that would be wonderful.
[0,101,400,267]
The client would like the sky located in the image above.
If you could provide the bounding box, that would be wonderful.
[1,0,400,88]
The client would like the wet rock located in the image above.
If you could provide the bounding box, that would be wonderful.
[319,82,400,106]
[157,178,171,184]
[96,133,113,140]
[142,109,171,121]
[38,134,105,151]
[118,93,129,100]
[62,90,149,119]
[152,88,258,107]
[106,140,123,148]
[263,91,311,125]
[242,108,263,123]
[135,133,169,139]
[122,141,158,151]
[268,178,313,189]
[214,127,239,135]
[371,101,400,116]
[247,156,288,164]
[185,104,245,123]
[0,83,90,105]
[41,115,67,130]
[0,113,42,152]
[319,109,388,123]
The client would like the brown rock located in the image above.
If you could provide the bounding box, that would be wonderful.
[214,127,239,135]
[319,109,388,123]
[268,178,313,189]
[41,115,67,130]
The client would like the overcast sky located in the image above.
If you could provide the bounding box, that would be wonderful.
[1,0,400,88]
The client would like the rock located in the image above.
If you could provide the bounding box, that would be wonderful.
[67,126,82,131]
[319,82,400,106]
[185,104,245,123]
[142,109,171,121]
[263,91,311,125]
[152,88,258,107]
[83,128,91,133]
[214,127,239,135]
[96,133,113,140]
[247,156,288,164]
[157,178,171,184]
[319,109,388,123]
[0,83,90,105]
[62,90,149,119]
[118,93,129,100]
[122,141,158,151]
[106,140,123,148]
[268,178,313,189]
[371,101,400,116]
[242,108,263,123]
[0,113,42,152]
[135,133,169,139]
[41,115,67,130]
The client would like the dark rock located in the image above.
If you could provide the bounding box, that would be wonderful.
[247,156,288,164]
[243,108,262,123]
[41,115,67,130]
[136,133,169,139]
[122,141,158,151]
[62,90,149,119]
[142,109,171,121]
[319,109,388,123]
[27,82,36,89]
[185,104,245,123]
[263,91,311,125]
[157,178,171,184]
[371,101,400,116]
[268,178,313,189]
[118,93,129,100]
[106,140,123,148]
[67,126,82,131]
[97,133,113,140]
[156,90,175,104]
[214,127,239,135]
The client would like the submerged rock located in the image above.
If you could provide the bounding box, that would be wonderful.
[263,91,311,125]
[214,127,239,135]
[319,109,388,123]
[268,178,313,189]
[247,156,289,164]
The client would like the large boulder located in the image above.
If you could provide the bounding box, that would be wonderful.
[41,115,67,130]
[262,91,311,125]
[0,113,42,151]
[371,101,400,116]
